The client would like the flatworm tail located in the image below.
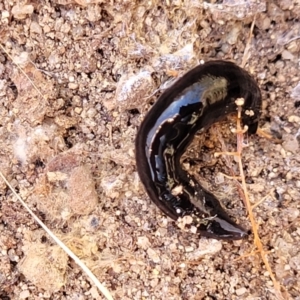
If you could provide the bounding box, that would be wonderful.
[135,60,262,240]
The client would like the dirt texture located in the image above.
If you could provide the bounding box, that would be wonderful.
[0,0,300,299]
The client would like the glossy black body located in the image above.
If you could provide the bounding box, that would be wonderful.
[135,60,262,240]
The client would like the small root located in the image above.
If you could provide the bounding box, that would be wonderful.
[218,98,287,299]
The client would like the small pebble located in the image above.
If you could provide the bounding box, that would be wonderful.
[288,115,300,123]
[68,83,78,90]
[19,290,30,299]
[236,287,247,296]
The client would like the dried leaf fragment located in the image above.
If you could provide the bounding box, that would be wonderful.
[18,243,68,293]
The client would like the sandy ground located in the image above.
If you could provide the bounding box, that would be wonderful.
[0,0,300,299]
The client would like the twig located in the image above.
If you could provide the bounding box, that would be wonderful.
[0,42,114,300]
[234,99,282,294]
[217,98,288,299]
[0,171,114,300]
[241,14,256,68]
